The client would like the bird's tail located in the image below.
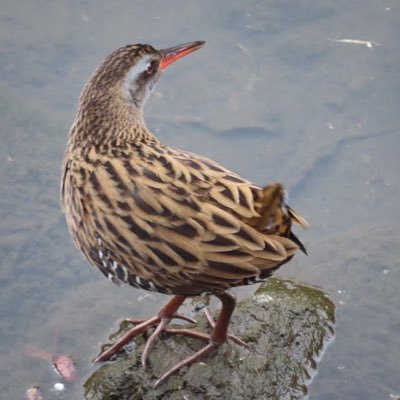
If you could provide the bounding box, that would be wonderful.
[254,183,309,254]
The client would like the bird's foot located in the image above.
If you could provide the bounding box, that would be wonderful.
[154,292,247,387]
[94,316,200,365]
[154,320,247,388]
[93,292,245,387]
[153,305,247,387]
[93,295,195,364]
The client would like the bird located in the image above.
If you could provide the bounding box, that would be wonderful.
[61,40,309,386]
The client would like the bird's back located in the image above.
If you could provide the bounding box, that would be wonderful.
[61,137,308,296]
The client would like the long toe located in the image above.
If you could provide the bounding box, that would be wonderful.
[154,342,218,388]
[126,313,197,326]
[141,318,169,368]
[164,327,211,341]
[93,316,161,362]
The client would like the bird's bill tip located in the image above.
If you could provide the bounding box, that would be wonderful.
[159,41,205,70]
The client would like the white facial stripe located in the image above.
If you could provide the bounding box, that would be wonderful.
[122,55,152,101]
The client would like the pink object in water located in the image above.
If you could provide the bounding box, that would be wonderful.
[25,345,77,382]
[52,354,76,382]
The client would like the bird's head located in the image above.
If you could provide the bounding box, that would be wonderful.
[84,41,205,111]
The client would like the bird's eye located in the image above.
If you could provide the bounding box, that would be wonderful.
[145,60,157,75]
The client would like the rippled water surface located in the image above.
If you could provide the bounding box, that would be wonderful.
[1,1,399,399]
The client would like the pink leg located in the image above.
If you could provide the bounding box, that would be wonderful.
[204,307,247,346]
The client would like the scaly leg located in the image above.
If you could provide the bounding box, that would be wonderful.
[204,307,247,347]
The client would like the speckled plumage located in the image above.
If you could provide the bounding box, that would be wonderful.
[61,41,308,385]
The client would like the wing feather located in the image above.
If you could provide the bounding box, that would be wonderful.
[66,144,307,294]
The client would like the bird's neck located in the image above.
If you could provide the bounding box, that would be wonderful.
[68,88,158,150]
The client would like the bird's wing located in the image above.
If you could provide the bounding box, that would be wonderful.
[70,146,307,293]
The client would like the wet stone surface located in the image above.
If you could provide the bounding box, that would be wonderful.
[83,278,335,400]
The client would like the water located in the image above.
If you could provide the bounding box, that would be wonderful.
[0,1,399,398]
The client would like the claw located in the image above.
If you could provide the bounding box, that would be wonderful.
[204,307,215,327]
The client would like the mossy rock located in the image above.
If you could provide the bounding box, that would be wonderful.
[84,278,335,400]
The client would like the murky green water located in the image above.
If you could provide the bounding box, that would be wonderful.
[0,1,399,399]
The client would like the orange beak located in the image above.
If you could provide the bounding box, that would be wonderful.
[159,41,205,71]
